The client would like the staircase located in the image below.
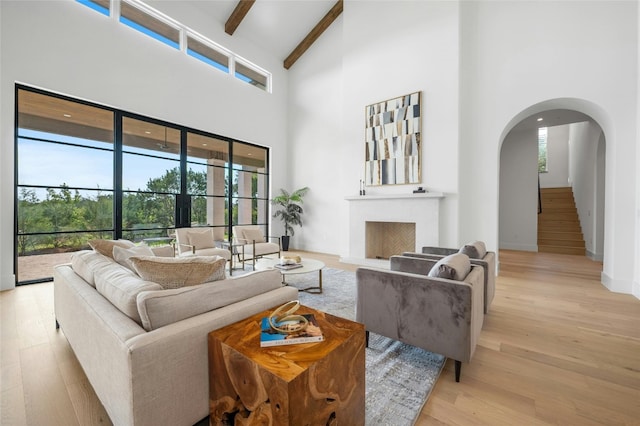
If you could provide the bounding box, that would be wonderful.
[538,187,586,256]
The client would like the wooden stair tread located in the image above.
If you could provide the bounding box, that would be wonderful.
[538,187,586,257]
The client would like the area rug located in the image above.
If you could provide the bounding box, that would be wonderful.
[284,267,446,425]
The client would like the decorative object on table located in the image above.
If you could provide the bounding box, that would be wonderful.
[260,301,324,347]
[271,186,309,251]
[359,179,366,195]
[413,186,426,193]
[365,91,422,186]
[281,255,302,263]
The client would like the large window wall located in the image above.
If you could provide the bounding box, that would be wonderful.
[15,86,270,284]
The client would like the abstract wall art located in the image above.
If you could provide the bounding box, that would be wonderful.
[364,91,421,186]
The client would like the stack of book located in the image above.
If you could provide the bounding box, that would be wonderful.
[274,262,303,270]
[260,314,324,347]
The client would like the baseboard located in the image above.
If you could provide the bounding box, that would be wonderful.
[633,281,640,300]
[0,273,16,291]
[601,271,635,296]
[498,243,538,252]
[586,250,603,261]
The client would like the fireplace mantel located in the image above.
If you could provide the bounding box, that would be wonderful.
[342,192,444,266]
[344,192,444,201]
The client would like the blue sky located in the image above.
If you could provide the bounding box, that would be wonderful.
[18,129,181,195]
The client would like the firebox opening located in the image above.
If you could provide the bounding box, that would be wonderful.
[365,221,416,260]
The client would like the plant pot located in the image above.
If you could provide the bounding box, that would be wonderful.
[281,236,290,251]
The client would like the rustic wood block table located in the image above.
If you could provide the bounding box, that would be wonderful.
[208,305,365,425]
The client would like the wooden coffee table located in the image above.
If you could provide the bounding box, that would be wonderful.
[208,305,365,425]
[255,258,325,293]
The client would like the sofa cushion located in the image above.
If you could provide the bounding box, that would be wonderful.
[129,255,226,290]
[187,228,214,250]
[113,244,155,271]
[94,261,163,324]
[136,269,284,331]
[89,239,136,259]
[428,253,471,280]
[242,228,265,243]
[70,250,114,288]
[459,241,487,259]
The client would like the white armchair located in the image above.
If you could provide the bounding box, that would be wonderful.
[174,227,231,263]
[232,225,280,269]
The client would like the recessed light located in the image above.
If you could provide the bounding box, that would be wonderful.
[537,118,543,122]
[145,131,151,134]
[63,114,71,118]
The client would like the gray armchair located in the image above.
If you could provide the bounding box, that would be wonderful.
[403,241,495,314]
[356,254,484,382]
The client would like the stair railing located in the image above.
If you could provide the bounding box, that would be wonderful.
[538,175,542,214]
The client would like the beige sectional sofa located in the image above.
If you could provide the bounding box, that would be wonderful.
[54,247,298,426]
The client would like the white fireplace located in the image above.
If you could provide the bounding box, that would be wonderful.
[342,193,444,266]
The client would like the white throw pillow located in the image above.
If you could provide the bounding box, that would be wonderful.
[113,244,155,271]
[187,228,214,250]
[243,228,265,243]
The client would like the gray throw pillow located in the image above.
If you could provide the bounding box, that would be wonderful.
[459,241,487,259]
[428,253,471,280]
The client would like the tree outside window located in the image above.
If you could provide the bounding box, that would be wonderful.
[538,127,548,173]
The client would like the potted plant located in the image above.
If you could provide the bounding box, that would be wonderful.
[271,187,309,251]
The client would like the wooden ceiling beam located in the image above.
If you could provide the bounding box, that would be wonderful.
[284,0,343,70]
[225,0,256,35]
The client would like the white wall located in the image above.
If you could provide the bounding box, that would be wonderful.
[0,0,289,290]
[459,0,638,295]
[499,128,539,251]
[539,124,570,188]
[288,0,461,258]
[569,121,605,260]
[286,14,344,252]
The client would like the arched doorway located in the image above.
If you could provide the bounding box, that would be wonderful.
[498,102,606,261]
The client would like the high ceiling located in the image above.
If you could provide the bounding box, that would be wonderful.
[182,0,341,68]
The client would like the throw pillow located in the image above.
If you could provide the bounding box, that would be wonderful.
[187,228,214,250]
[129,255,227,289]
[113,244,155,271]
[243,228,265,243]
[89,239,136,259]
[428,253,471,280]
[459,241,487,259]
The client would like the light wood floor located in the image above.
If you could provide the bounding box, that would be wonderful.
[1,250,639,425]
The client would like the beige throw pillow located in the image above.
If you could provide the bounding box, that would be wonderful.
[89,239,135,259]
[428,253,471,281]
[113,244,155,271]
[129,255,226,289]
[243,228,265,243]
[187,228,214,250]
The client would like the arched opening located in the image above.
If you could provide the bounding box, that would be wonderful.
[498,103,606,261]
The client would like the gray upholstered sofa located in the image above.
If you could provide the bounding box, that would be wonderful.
[54,244,297,426]
[356,254,484,382]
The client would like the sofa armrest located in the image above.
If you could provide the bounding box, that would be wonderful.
[356,265,484,362]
